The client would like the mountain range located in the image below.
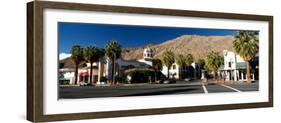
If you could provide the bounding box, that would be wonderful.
[60,35,235,68]
[122,35,234,61]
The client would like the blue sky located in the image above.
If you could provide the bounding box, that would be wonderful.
[58,22,236,54]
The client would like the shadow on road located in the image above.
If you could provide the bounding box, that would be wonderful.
[117,87,199,97]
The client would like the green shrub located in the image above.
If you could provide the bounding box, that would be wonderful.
[99,76,107,82]
[125,70,155,83]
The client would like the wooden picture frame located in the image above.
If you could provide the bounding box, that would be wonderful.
[27,1,273,122]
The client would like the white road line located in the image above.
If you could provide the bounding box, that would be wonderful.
[221,84,242,92]
[201,83,208,94]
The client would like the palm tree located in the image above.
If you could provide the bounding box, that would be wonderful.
[196,58,205,78]
[185,54,194,78]
[233,31,259,83]
[152,58,163,82]
[197,59,205,69]
[104,41,122,85]
[175,54,186,79]
[83,46,100,84]
[70,45,83,84]
[162,50,175,79]
[205,51,224,80]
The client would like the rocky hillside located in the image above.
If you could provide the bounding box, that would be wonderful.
[121,35,234,60]
[60,35,235,66]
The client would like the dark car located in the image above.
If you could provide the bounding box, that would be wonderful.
[157,76,176,84]
[162,78,176,84]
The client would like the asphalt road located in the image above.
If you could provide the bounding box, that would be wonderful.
[59,81,259,99]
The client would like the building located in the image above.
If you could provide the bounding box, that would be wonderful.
[59,62,99,85]
[59,47,155,85]
[218,50,257,81]
[58,68,75,84]
[104,47,154,80]
[161,62,200,79]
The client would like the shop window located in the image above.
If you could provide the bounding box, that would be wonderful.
[173,65,176,69]
[228,62,232,68]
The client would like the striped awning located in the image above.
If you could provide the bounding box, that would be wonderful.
[79,72,89,76]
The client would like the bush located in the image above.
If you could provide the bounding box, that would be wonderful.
[125,70,155,83]
[99,76,107,82]
[115,76,123,83]
[59,80,70,85]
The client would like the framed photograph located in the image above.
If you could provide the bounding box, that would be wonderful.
[27,1,273,122]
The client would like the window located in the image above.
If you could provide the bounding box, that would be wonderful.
[173,65,176,69]
[228,62,231,68]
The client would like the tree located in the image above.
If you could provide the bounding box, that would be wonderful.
[83,46,100,84]
[233,31,259,83]
[152,58,163,82]
[175,54,186,79]
[162,50,175,79]
[104,41,122,85]
[70,45,83,85]
[197,58,205,78]
[185,54,194,78]
[205,51,224,80]
[197,59,205,69]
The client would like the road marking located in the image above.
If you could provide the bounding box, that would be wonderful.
[201,83,208,94]
[221,84,242,92]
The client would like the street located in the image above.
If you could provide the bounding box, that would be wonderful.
[59,81,259,99]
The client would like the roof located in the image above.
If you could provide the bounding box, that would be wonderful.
[218,62,247,71]
[218,65,224,70]
[236,62,247,69]
[144,47,153,52]
[124,68,155,74]
[59,57,87,69]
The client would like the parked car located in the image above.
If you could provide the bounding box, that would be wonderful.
[163,78,176,84]
[157,77,176,84]
[184,78,193,81]
[79,82,91,86]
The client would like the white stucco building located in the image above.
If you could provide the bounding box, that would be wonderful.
[218,50,256,81]
[59,47,155,85]
[59,63,99,85]
[104,47,154,80]
[161,62,200,79]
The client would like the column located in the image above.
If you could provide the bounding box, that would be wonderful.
[227,71,231,81]
[77,75,80,85]
[237,70,240,81]
[201,72,205,79]
[98,60,105,82]
[234,70,237,81]
[87,69,89,83]
[225,72,227,81]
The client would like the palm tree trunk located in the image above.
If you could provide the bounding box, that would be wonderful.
[246,61,251,83]
[154,70,157,83]
[74,64,78,85]
[111,59,115,85]
[89,62,93,85]
[179,67,182,80]
[167,67,170,79]
[187,65,190,78]
[198,66,201,79]
[213,70,216,81]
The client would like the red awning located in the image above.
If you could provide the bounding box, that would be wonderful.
[79,72,89,76]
